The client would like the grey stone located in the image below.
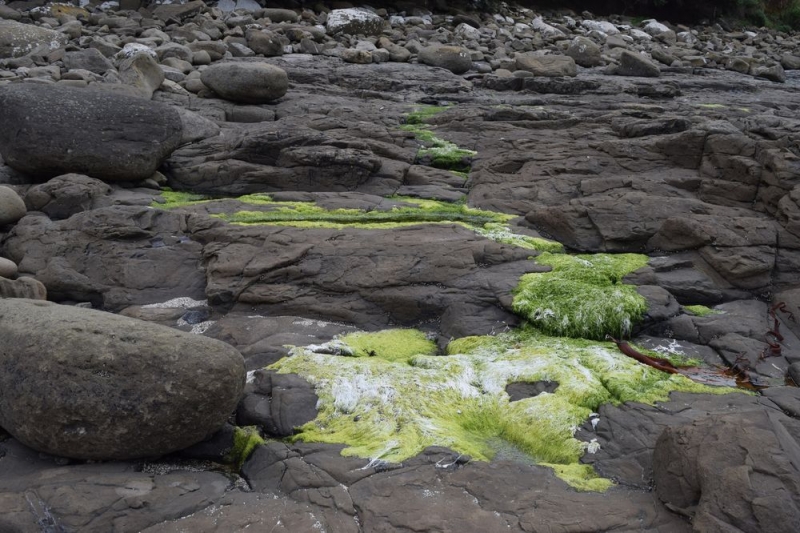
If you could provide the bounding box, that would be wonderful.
[201,62,288,104]
[63,48,114,74]
[246,29,284,57]
[566,36,602,67]
[418,44,472,74]
[326,8,384,36]
[0,276,46,299]
[0,298,246,460]
[117,51,166,99]
[0,19,68,58]
[23,174,111,220]
[0,84,182,181]
[0,257,17,278]
[0,185,26,225]
[611,50,660,77]
[515,53,577,77]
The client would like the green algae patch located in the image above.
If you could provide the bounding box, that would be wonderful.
[225,426,265,469]
[405,105,450,125]
[542,463,614,492]
[684,305,722,317]
[338,329,437,363]
[513,253,649,340]
[271,328,740,491]
[154,191,563,252]
[152,189,211,208]
[474,223,564,253]
[401,123,477,172]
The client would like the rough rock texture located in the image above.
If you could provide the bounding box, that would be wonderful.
[326,8,384,36]
[200,62,289,104]
[0,85,182,181]
[654,409,800,532]
[0,276,46,299]
[0,298,245,460]
[24,174,112,220]
[0,19,68,58]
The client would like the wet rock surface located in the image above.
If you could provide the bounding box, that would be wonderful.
[0,1,799,531]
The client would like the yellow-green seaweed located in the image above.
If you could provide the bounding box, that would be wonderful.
[272,328,740,491]
[401,123,477,172]
[225,426,265,469]
[405,105,450,125]
[513,252,650,340]
[152,192,562,252]
[684,305,722,317]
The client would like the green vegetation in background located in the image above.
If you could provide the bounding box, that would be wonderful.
[273,327,741,491]
[513,253,649,340]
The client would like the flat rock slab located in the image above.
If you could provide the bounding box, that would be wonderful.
[0,298,245,460]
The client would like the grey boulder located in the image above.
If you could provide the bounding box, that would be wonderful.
[24,174,112,220]
[0,20,68,58]
[0,299,246,460]
[0,84,182,181]
[515,53,577,77]
[610,50,661,77]
[201,62,289,104]
[418,45,472,74]
[326,8,384,36]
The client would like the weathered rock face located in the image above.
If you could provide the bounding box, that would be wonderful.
[653,409,800,532]
[0,276,46,299]
[2,206,207,310]
[0,19,68,58]
[0,84,183,181]
[200,62,289,104]
[0,298,246,460]
[24,174,112,220]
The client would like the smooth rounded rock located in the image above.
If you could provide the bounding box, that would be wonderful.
[418,45,472,74]
[0,298,246,460]
[0,84,182,181]
[201,62,288,104]
[0,185,26,226]
[0,257,18,278]
[611,50,661,77]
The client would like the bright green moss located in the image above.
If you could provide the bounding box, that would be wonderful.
[272,328,740,491]
[684,305,722,317]
[152,191,561,252]
[542,463,614,492]
[405,105,450,125]
[474,223,564,253]
[338,329,437,363]
[225,426,265,469]
[153,189,211,208]
[513,253,650,340]
[400,123,477,172]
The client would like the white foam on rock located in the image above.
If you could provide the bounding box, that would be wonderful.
[142,297,207,309]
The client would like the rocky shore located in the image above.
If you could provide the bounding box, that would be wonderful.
[1,1,800,531]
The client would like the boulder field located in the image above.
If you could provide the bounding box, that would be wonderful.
[1,1,800,532]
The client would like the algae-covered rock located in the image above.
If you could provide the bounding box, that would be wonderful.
[274,328,737,491]
[0,299,245,460]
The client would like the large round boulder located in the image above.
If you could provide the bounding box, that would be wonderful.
[0,299,246,460]
[0,84,183,181]
[200,62,289,104]
[418,45,472,75]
